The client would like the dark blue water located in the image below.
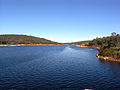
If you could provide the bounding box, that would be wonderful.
[0,45,120,90]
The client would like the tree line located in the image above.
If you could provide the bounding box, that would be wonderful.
[87,32,120,59]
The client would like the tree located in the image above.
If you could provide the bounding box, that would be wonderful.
[87,33,120,59]
[117,34,120,36]
[111,32,117,36]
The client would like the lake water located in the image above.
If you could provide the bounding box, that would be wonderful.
[0,45,120,90]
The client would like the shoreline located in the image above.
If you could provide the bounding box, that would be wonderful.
[0,44,62,47]
[76,45,100,49]
[1,44,120,63]
[76,45,120,63]
[96,54,120,63]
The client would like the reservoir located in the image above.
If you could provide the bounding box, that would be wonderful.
[0,45,120,90]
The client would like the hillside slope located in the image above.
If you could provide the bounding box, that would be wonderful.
[69,40,90,45]
[0,34,58,44]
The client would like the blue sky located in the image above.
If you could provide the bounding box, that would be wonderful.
[0,0,120,43]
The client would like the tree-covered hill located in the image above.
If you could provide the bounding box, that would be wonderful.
[88,32,120,59]
[0,34,58,44]
[69,40,90,45]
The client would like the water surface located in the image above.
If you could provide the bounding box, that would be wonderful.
[0,45,120,90]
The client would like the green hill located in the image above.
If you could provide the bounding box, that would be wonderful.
[88,33,120,59]
[0,34,58,44]
[70,40,90,45]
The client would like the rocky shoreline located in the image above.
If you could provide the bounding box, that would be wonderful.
[96,54,120,63]
[76,45,120,63]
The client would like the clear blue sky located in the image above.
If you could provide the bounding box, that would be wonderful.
[0,0,120,43]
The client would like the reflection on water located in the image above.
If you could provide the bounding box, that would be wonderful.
[60,46,79,56]
[98,60,120,76]
[0,45,120,90]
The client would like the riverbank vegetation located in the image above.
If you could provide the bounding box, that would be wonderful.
[0,34,58,45]
[87,32,120,59]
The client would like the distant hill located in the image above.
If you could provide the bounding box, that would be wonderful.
[70,40,90,45]
[0,34,58,44]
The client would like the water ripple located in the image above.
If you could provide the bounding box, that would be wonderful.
[0,45,120,90]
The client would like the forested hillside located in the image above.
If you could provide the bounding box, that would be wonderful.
[0,34,58,44]
[88,32,120,59]
[71,40,90,45]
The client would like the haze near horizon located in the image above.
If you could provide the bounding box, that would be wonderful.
[0,0,120,43]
